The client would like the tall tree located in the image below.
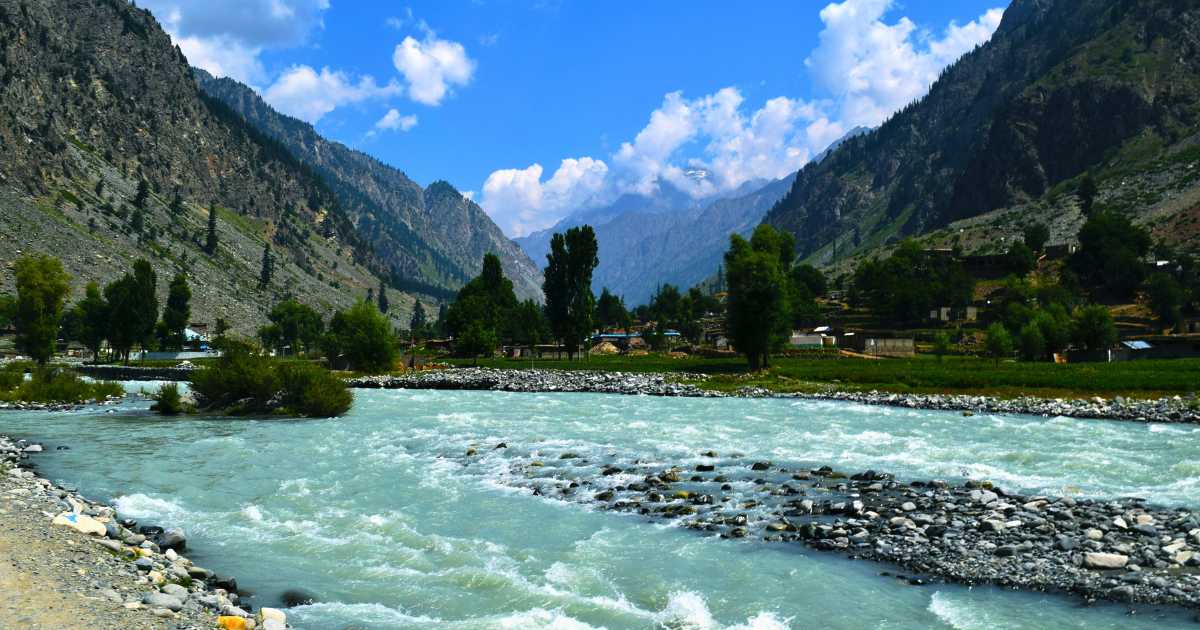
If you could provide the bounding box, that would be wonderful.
[259,299,324,356]
[724,225,793,370]
[447,253,519,353]
[1068,211,1151,300]
[132,259,159,353]
[133,179,150,209]
[13,255,71,364]
[205,205,219,255]
[1072,304,1118,351]
[1078,172,1098,217]
[322,301,397,372]
[1023,223,1050,253]
[596,288,626,329]
[543,226,599,360]
[73,282,108,360]
[162,274,192,351]
[410,300,427,337]
[377,278,389,314]
[104,275,140,363]
[259,243,274,289]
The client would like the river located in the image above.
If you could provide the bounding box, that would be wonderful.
[1,384,1197,628]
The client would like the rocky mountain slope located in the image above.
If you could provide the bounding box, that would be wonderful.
[0,0,418,332]
[515,128,868,305]
[193,70,543,302]
[766,0,1200,264]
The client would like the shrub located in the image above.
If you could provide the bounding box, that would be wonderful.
[189,339,352,417]
[0,368,123,403]
[984,323,1013,365]
[189,340,277,410]
[0,366,24,391]
[151,383,187,415]
[277,363,352,417]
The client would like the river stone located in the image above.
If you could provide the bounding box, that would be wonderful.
[142,592,184,612]
[158,527,187,551]
[51,512,107,536]
[160,583,188,599]
[1084,552,1130,570]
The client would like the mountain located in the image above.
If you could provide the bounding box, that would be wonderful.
[765,0,1200,264]
[514,127,869,305]
[0,0,414,333]
[193,70,542,303]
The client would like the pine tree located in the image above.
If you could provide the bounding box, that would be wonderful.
[169,192,184,216]
[205,206,219,255]
[133,179,149,209]
[377,278,389,314]
[410,300,427,336]
[258,243,274,289]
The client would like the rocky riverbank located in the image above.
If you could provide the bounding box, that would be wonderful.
[76,365,198,382]
[348,367,717,397]
[0,435,289,629]
[349,367,1200,424]
[454,440,1200,614]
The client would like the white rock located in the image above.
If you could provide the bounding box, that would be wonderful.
[51,512,107,536]
[1084,552,1129,569]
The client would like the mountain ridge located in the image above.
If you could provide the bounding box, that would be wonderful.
[765,0,1200,264]
[0,0,415,333]
[193,69,543,302]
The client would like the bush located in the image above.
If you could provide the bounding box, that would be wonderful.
[277,363,352,417]
[0,366,24,391]
[984,323,1013,365]
[189,340,277,409]
[189,339,352,417]
[151,383,187,415]
[0,368,122,403]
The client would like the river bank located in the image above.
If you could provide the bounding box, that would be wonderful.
[350,367,1200,424]
[457,439,1200,614]
[0,434,285,629]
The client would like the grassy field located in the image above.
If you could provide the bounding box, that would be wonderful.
[446,354,1200,399]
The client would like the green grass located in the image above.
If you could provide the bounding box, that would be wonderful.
[0,366,124,404]
[445,354,1200,399]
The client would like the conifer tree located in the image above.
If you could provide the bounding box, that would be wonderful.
[377,278,389,314]
[205,205,219,255]
[258,243,274,289]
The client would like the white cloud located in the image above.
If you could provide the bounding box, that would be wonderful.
[806,0,1003,128]
[392,28,476,106]
[143,0,330,85]
[479,33,501,47]
[482,158,609,236]
[263,66,401,123]
[374,108,419,132]
[478,2,1006,237]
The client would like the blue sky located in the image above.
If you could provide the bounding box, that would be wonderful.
[142,0,1007,236]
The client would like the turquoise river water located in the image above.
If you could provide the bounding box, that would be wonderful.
[2,383,1199,629]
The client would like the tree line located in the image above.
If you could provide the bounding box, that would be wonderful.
[5,253,403,373]
[8,254,193,364]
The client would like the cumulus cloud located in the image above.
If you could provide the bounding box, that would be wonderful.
[806,0,1003,128]
[480,89,827,235]
[392,28,476,106]
[478,1,1005,236]
[482,158,609,236]
[263,66,401,123]
[143,0,330,85]
[373,108,419,133]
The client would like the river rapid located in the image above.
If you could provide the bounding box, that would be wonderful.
[2,384,1198,629]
